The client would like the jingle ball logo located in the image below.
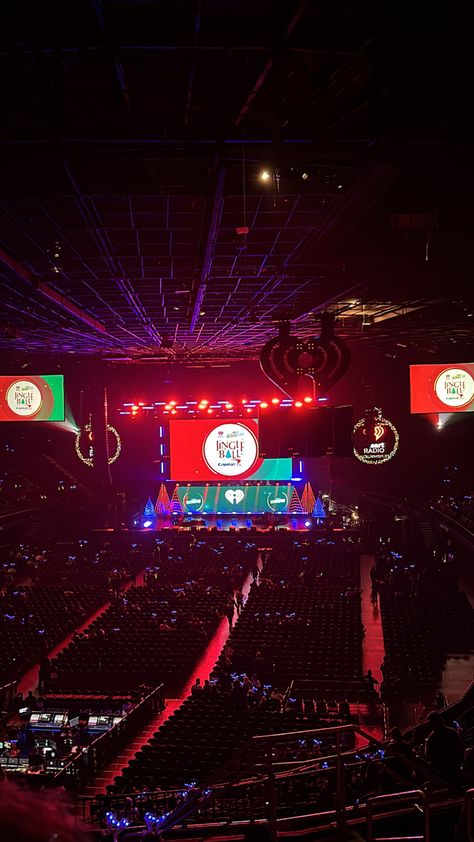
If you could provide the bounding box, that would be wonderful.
[203,422,258,477]
[434,367,474,409]
[6,380,43,417]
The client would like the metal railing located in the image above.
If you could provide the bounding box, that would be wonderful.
[366,789,429,842]
[56,682,164,790]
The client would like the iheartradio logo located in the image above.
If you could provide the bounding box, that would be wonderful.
[224,489,245,505]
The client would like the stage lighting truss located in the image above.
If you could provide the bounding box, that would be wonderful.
[75,420,121,467]
[352,407,399,465]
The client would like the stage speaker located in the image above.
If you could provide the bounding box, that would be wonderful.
[259,405,353,458]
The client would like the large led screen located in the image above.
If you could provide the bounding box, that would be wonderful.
[177,484,296,514]
[0,375,65,422]
[169,418,292,481]
[410,363,474,414]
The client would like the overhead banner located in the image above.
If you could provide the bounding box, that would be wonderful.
[410,363,474,414]
[169,418,291,481]
[0,375,65,422]
[176,483,297,515]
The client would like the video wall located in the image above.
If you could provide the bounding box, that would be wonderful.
[177,483,297,514]
[0,375,65,422]
[169,418,292,481]
[410,363,474,414]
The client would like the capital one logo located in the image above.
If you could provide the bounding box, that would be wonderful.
[435,367,474,408]
[225,489,245,505]
[203,422,258,477]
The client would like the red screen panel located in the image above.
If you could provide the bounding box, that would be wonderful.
[410,363,474,414]
[170,418,264,481]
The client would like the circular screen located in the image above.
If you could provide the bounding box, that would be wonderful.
[203,422,259,477]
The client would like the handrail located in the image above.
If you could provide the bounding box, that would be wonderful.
[56,682,164,789]
[465,788,474,842]
[366,790,429,842]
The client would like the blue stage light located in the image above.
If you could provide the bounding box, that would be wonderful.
[304,520,311,528]
[143,519,153,528]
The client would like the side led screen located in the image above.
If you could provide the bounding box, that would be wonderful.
[410,363,474,414]
[169,418,292,481]
[177,484,297,514]
[0,375,65,422]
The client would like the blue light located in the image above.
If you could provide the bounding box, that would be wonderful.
[304,520,311,528]
[143,520,153,528]
[299,460,303,473]
[291,477,302,482]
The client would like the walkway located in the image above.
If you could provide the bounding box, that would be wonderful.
[82,551,265,795]
[360,554,385,688]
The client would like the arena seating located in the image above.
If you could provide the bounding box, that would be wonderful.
[49,581,228,694]
[214,539,363,689]
[111,537,364,793]
[380,589,474,696]
[0,585,106,683]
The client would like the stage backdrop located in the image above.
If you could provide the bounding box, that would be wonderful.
[169,418,291,481]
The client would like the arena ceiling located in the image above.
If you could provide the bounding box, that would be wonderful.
[0,1,473,365]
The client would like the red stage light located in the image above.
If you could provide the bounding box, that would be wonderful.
[246,407,252,413]
[200,399,209,406]
[241,398,247,404]
[170,409,177,415]
[294,401,303,408]
[303,396,313,403]
[132,405,139,411]
[207,408,213,414]
[138,401,144,406]
[225,402,233,409]
[169,400,177,407]
[271,398,280,405]
[260,401,268,409]
[164,404,172,411]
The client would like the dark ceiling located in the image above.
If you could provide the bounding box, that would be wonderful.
[1,0,473,365]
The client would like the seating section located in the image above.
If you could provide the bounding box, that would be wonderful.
[112,537,364,792]
[49,582,228,694]
[381,590,474,696]
[214,539,363,688]
[0,585,106,683]
[114,686,356,792]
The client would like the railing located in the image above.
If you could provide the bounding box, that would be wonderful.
[366,789,429,842]
[56,683,164,790]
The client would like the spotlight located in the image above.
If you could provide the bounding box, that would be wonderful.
[271,398,280,405]
[207,408,213,414]
[143,520,153,529]
[260,401,268,409]
[303,396,312,403]
[259,169,271,183]
[301,172,309,180]
[164,404,172,411]
[171,409,177,415]
[225,402,233,409]
[304,520,311,528]
[294,401,303,408]
[200,399,209,406]
[169,400,177,406]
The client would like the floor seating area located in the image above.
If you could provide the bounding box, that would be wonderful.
[110,537,364,793]
[214,539,363,689]
[48,580,229,695]
[0,585,106,683]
